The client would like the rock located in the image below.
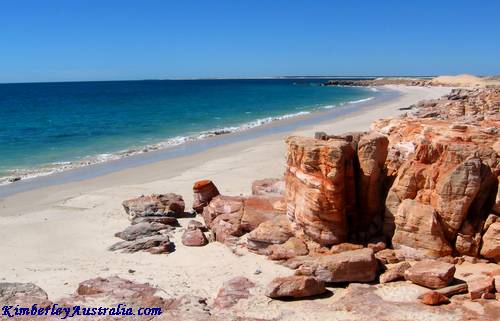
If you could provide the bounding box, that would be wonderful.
[494,275,500,292]
[0,283,51,306]
[404,260,455,289]
[246,215,293,254]
[420,291,450,305]
[330,243,364,254]
[379,262,411,283]
[122,193,185,220]
[182,228,208,246]
[418,283,468,299]
[192,180,220,213]
[294,248,377,283]
[251,178,285,196]
[73,276,168,308]
[212,277,255,309]
[367,241,386,253]
[131,215,179,226]
[467,276,494,300]
[483,214,498,232]
[202,196,244,243]
[480,222,500,262]
[265,276,325,299]
[375,249,402,264]
[240,196,285,232]
[187,219,207,231]
[285,136,355,245]
[115,222,172,241]
[108,235,173,254]
[494,177,500,214]
[267,237,309,260]
[392,199,452,258]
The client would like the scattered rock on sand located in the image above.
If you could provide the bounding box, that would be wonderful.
[192,180,220,213]
[213,277,255,309]
[115,222,173,241]
[267,237,308,260]
[467,276,494,300]
[379,261,411,284]
[265,275,325,299]
[182,228,208,247]
[0,282,51,306]
[420,291,450,305]
[404,260,455,289]
[480,222,500,262]
[295,248,377,283]
[109,235,174,254]
[122,193,185,220]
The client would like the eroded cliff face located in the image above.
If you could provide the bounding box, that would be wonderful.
[285,88,500,259]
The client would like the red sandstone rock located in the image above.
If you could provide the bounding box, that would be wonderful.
[480,222,500,262]
[212,277,255,309]
[404,260,455,289]
[202,195,244,243]
[467,276,494,300]
[182,228,208,246]
[379,261,411,284]
[0,282,51,307]
[329,242,364,254]
[267,237,308,260]
[193,180,220,213]
[294,248,377,283]
[265,276,325,299]
[187,219,207,231]
[122,193,185,220]
[251,178,285,196]
[420,291,450,305]
[240,195,285,232]
[246,215,293,254]
[392,199,452,257]
[285,136,355,246]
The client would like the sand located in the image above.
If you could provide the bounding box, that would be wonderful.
[0,85,457,319]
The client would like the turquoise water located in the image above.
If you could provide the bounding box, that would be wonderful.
[0,79,376,183]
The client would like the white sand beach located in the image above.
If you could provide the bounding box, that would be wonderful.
[0,85,454,319]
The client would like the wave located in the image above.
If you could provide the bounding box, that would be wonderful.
[348,97,375,104]
[0,110,314,186]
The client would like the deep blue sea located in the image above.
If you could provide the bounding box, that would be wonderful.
[0,79,376,183]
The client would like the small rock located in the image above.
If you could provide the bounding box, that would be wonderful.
[367,241,386,253]
[404,260,455,289]
[467,276,494,300]
[420,291,450,305]
[265,275,325,299]
[192,180,220,213]
[213,277,255,309]
[330,243,364,254]
[379,262,411,284]
[182,228,208,247]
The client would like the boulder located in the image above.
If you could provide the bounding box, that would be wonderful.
[379,261,411,284]
[240,196,285,232]
[392,199,452,257]
[192,180,220,213]
[251,178,285,196]
[267,237,309,260]
[420,291,450,305]
[480,222,500,262]
[246,215,293,254]
[265,276,325,299]
[285,136,355,246]
[467,276,494,300]
[182,228,208,246]
[294,248,377,283]
[202,196,244,243]
[108,235,173,254]
[0,283,51,307]
[404,260,455,289]
[212,277,255,309]
[115,222,172,241]
[122,193,185,220]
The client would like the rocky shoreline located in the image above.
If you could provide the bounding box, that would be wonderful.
[2,84,499,320]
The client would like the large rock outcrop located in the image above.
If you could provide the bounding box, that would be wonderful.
[285,136,356,246]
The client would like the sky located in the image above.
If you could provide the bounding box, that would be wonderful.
[0,0,499,83]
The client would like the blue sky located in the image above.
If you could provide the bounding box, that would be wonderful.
[1,0,499,83]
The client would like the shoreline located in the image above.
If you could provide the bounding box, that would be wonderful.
[0,87,378,189]
[0,87,388,197]
[0,85,452,304]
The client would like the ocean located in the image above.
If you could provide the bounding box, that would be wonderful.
[0,79,377,184]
